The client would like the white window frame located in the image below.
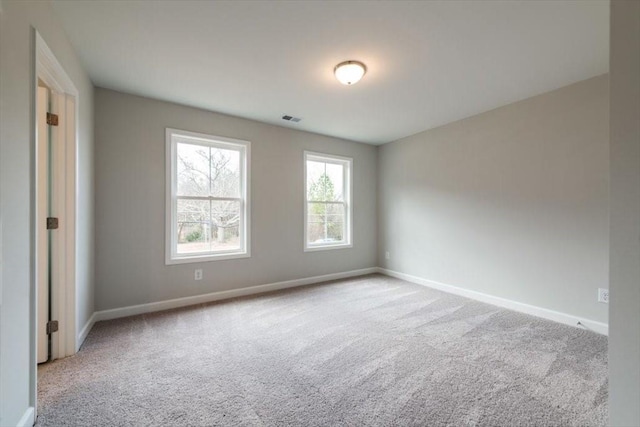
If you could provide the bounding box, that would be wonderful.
[304,151,353,252]
[166,128,251,264]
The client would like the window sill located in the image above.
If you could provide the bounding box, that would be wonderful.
[304,243,353,252]
[166,251,250,265]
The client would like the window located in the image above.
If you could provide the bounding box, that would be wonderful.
[166,128,250,264]
[304,151,352,251]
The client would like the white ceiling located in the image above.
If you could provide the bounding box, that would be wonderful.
[52,0,609,145]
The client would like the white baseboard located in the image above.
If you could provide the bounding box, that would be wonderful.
[377,268,609,336]
[16,407,35,427]
[77,312,97,350]
[89,266,607,336]
[94,267,378,322]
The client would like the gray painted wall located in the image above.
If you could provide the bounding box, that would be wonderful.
[609,1,640,425]
[94,89,377,311]
[378,75,609,325]
[0,1,94,424]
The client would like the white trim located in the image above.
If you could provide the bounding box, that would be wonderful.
[94,267,377,322]
[36,35,79,359]
[33,30,80,421]
[165,128,251,265]
[65,96,78,354]
[36,86,49,365]
[77,312,97,350]
[16,407,35,427]
[36,33,78,96]
[49,90,64,361]
[304,243,354,252]
[166,251,251,265]
[377,268,609,335]
[303,151,353,252]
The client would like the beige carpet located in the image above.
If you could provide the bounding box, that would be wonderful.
[37,274,608,426]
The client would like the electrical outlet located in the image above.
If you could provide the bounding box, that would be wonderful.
[385,251,390,260]
[194,269,203,281]
[598,288,609,304]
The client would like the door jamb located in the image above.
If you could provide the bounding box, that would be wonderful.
[32,29,78,416]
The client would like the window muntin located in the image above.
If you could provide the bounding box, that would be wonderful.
[167,129,250,264]
[304,152,352,251]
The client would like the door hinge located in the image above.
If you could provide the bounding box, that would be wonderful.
[46,320,59,335]
[46,217,59,230]
[46,112,59,126]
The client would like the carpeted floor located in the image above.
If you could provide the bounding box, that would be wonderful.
[36,274,608,426]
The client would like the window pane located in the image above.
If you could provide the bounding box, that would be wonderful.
[177,199,210,254]
[210,148,240,198]
[325,163,344,201]
[176,143,211,197]
[177,199,241,254]
[176,142,240,198]
[306,160,326,201]
[210,200,241,251]
[307,202,345,244]
[325,203,345,242]
[307,160,344,203]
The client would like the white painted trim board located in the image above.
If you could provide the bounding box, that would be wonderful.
[82,266,607,342]
[77,312,97,351]
[16,407,35,427]
[377,268,608,335]
[35,31,79,361]
[92,268,378,322]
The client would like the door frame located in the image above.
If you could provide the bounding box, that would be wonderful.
[31,29,78,414]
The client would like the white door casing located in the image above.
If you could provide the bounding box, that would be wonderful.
[35,31,78,360]
[36,85,50,364]
[32,30,79,418]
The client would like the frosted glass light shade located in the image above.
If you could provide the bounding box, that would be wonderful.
[334,61,367,85]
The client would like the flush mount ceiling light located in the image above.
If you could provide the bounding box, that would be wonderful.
[334,60,367,85]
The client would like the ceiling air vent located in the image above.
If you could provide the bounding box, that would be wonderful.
[282,115,302,123]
